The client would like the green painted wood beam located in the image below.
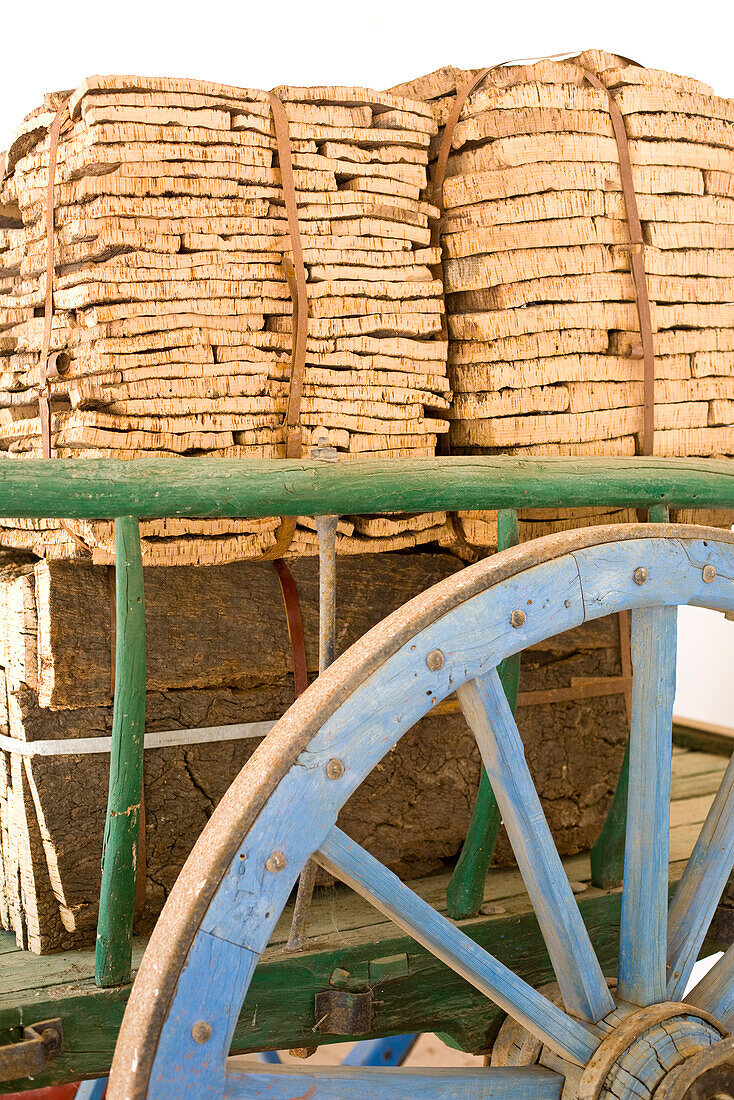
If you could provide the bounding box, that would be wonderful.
[0,457,731,519]
[95,518,146,988]
[0,872,714,1092]
[591,741,630,890]
[446,510,519,920]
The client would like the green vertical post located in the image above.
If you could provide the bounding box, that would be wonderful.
[95,516,146,987]
[648,503,670,523]
[590,502,669,888]
[446,510,520,920]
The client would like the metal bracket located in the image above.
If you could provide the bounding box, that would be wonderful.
[314,989,374,1036]
[0,1018,63,1082]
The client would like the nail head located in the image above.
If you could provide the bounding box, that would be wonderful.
[326,758,345,780]
[702,564,716,583]
[191,1021,212,1044]
[510,609,526,628]
[266,851,287,873]
[426,649,444,671]
[633,567,648,586]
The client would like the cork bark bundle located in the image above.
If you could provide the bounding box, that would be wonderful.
[0,78,449,564]
[0,53,733,561]
[390,49,734,548]
[0,549,627,952]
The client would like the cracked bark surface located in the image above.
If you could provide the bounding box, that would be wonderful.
[0,553,627,952]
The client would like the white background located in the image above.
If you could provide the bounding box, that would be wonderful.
[1,0,732,725]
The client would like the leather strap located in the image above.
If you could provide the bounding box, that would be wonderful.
[256,93,309,561]
[38,98,92,557]
[39,97,71,460]
[583,70,656,455]
[431,67,499,557]
[431,66,496,244]
[273,560,309,697]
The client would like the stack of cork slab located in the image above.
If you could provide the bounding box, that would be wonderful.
[391,50,734,550]
[0,76,449,564]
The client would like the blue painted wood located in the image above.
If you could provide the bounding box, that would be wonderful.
[667,750,734,1000]
[317,827,599,1066]
[76,1080,108,1100]
[617,605,677,1007]
[457,668,614,1024]
[223,1064,565,1098]
[147,934,259,1100]
[689,944,734,1023]
[342,1034,418,1067]
[127,536,734,1099]
[198,558,586,958]
[257,1051,281,1065]
[573,537,734,619]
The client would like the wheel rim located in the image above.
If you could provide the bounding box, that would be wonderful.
[108,524,734,1100]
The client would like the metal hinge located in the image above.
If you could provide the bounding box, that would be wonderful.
[0,1018,63,1082]
[314,989,374,1036]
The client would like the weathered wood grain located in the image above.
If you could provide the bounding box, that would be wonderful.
[318,829,599,1066]
[95,517,146,987]
[617,605,676,1006]
[0,456,730,518]
[458,667,614,1023]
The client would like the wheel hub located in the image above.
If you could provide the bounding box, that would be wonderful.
[493,993,733,1100]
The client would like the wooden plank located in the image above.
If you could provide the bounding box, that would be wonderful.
[95,517,146,987]
[0,457,732,519]
[0,861,710,1088]
[318,828,599,1066]
[223,1065,564,1099]
[617,606,676,1007]
[672,717,734,757]
[457,669,614,1024]
[670,767,728,801]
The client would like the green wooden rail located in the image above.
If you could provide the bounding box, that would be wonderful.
[95,518,146,986]
[0,456,730,987]
[0,456,732,518]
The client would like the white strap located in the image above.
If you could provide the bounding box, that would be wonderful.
[0,719,276,757]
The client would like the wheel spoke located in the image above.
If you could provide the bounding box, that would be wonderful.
[457,668,614,1024]
[618,605,677,1006]
[688,943,734,1022]
[317,827,599,1067]
[667,751,734,1000]
[224,1064,565,1099]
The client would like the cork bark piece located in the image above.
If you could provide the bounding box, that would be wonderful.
[442,163,705,206]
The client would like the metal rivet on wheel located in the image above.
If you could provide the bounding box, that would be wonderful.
[633,567,648,585]
[702,564,716,583]
[191,1021,212,1045]
[265,851,287,873]
[510,610,526,628]
[426,649,444,671]
[326,758,345,780]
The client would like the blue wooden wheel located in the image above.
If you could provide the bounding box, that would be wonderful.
[108,525,734,1100]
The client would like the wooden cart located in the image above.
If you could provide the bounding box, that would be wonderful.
[0,454,733,1100]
